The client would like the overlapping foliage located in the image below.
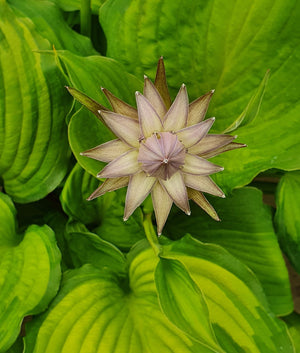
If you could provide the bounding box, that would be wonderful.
[0,0,299,352]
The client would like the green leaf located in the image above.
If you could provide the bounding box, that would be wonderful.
[162,235,294,352]
[60,163,145,250]
[275,171,300,273]
[4,337,23,353]
[51,0,105,14]
[100,0,300,192]
[155,257,222,351]
[65,220,126,273]
[166,187,293,316]
[223,69,270,133]
[24,261,212,353]
[0,0,94,202]
[283,313,300,351]
[55,50,143,176]
[0,193,61,352]
[24,235,294,353]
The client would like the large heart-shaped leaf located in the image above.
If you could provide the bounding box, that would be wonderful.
[24,233,293,352]
[0,193,61,352]
[55,50,142,176]
[166,187,292,316]
[0,0,94,203]
[100,0,300,192]
[160,236,293,352]
[60,163,145,249]
[275,171,300,273]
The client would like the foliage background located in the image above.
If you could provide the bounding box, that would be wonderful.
[0,0,300,352]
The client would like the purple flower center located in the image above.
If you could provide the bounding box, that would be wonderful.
[138,132,185,180]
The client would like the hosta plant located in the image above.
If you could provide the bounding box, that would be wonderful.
[0,0,300,352]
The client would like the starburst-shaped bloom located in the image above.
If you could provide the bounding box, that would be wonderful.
[68,58,245,234]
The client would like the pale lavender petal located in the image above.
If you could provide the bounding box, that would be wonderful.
[152,182,173,235]
[124,172,156,220]
[143,76,167,119]
[136,92,163,138]
[97,150,140,178]
[188,90,214,126]
[138,132,185,180]
[99,110,140,147]
[160,172,190,215]
[163,84,189,131]
[187,188,220,221]
[154,56,172,109]
[176,118,215,148]
[200,142,247,159]
[81,139,132,162]
[188,134,237,155]
[101,87,138,120]
[87,177,129,200]
[184,174,225,197]
[182,153,224,175]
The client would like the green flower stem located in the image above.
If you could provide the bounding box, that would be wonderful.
[143,213,160,256]
[80,0,91,37]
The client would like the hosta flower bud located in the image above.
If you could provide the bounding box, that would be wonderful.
[71,57,246,234]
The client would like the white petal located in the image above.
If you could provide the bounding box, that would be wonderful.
[136,92,163,138]
[188,90,214,126]
[124,172,156,220]
[100,110,140,147]
[143,76,167,119]
[152,182,173,235]
[182,153,224,175]
[188,134,236,155]
[188,188,220,221]
[87,177,129,200]
[184,174,225,197]
[163,84,188,131]
[176,118,215,148]
[101,87,138,119]
[160,172,190,215]
[97,149,140,178]
[81,139,132,162]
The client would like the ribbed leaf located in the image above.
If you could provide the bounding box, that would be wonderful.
[166,187,293,315]
[275,172,300,273]
[0,193,61,352]
[100,0,300,193]
[0,0,94,202]
[60,163,144,250]
[55,50,142,176]
[24,234,293,353]
[24,253,213,352]
[161,236,294,353]
[155,257,223,351]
